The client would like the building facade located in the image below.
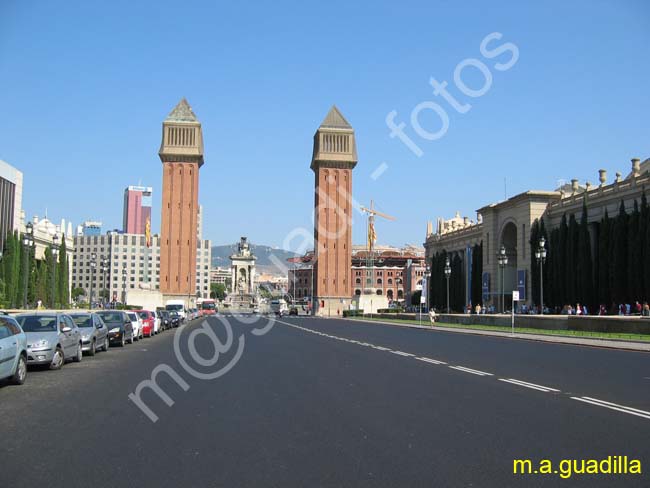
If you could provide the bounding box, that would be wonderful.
[288,245,426,305]
[123,186,152,235]
[158,98,204,303]
[311,106,357,316]
[0,159,23,252]
[424,157,650,311]
[72,233,211,304]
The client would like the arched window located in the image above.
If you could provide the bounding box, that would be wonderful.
[355,289,361,295]
[376,289,383,295]
[388,278,393,284]
[355,278,361,284]
[377,278,383,285]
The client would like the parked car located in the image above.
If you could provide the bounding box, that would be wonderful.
[151,310,162,333]
[126,311,144,340]
[158,310,172,330]
[96,311,134,347]
[69,312,110,356]
[169,311,181,328]
[138,310,156,337]
[0,314,28,384]
[15,312,82,369]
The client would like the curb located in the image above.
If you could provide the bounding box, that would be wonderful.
[348,318,650,352]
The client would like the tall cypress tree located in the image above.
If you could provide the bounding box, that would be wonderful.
[529,219,540,307]
[558,215,568,306]
[12,232,23,308]
[627,201,641,303]
[57,235,69,306]
[566,214,579,305]
[640,191,649,301]
[612,201,628,304]
[597,209,611,306]
[577,201,594,310]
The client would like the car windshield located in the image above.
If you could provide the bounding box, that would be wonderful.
[137,312,149,319]
[16,315,58,332]
[128,313,138,320]
[166,304,183,311]
[97,312,123,323]
[202,303,215,310]
[71,315,93,327]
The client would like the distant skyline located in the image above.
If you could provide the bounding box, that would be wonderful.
[1,1,648,251]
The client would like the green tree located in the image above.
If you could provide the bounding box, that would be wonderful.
[612,200,628,303]
[577,201,594,310]
[597,209,611,306]
[57,235,69,306]
[411,290,421,306]
[210,283,227,300]
[71,287,85,301]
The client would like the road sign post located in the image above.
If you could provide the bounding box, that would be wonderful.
[511,290,520,335]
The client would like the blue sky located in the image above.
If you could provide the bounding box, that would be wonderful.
[1,0,648,250]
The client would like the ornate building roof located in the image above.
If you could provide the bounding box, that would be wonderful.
[319,105,352,129]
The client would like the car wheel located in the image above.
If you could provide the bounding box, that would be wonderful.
[120,335,125,347]
[50,347,64,370]
[103,337,109,352]
[88,340,96,356]
[73,343,83,362]
[10,355,27,385]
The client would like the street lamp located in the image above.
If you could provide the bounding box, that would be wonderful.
[122,265,127,306]
[497,245,508,313]
[535,236,547,315]
[22,222,34,309]
[100,255,108,309]
[50,233,60,308]
[89,253,97,309]
[444,256,451,313]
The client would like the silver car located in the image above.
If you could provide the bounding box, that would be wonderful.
[0,315,28,385]
[15,313,82,370]
[69,312,110,356]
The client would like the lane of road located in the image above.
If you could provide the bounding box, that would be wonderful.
[0,314,648,487]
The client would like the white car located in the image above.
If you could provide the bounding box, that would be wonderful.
[151,310,162,333]
[126,312,143,341]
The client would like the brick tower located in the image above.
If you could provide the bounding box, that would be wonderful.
[311,106,357,316]
[158,98,203,305]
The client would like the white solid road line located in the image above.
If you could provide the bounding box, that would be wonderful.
[449,365,493,376]
[416,357,447,365]
[372,346,392,351]
[571,396,650,420]
[499,378,560,393]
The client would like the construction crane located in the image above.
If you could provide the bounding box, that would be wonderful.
[359,200,396,292]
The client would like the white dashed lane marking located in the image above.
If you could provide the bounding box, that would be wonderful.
[571,396,650,420]
[275,320,649,422]
[449,365,494,377]
[498,378,560,393]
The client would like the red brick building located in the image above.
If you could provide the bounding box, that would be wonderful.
[158,99,203,304]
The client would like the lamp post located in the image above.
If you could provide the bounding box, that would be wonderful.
[444,256,451,313]
[122,265,127,306]
[535,236,547,315]
[22,222,34,309]
[50,233,60,308]
[89,253,97,309]
[100,256,108,309]
[497,245,508,313]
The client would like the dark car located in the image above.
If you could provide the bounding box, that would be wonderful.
[158,310,172,330]
[168,311,181,328]
[96,311,134,347]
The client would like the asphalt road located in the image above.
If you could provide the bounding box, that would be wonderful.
[1,314,648,487]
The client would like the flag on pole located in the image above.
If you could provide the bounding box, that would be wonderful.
[145,217,151,248]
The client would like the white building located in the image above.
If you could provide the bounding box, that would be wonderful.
[72,233,212,304]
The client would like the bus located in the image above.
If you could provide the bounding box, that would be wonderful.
[199,298,217,316]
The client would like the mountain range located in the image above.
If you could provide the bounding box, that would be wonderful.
[211,243,299,276]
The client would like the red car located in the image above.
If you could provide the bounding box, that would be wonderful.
[138,310,156,337]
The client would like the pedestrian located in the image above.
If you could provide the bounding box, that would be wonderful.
[642,302,650,317]
[635,301,642,315]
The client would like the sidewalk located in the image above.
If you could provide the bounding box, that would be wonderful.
[349,317,650,352]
